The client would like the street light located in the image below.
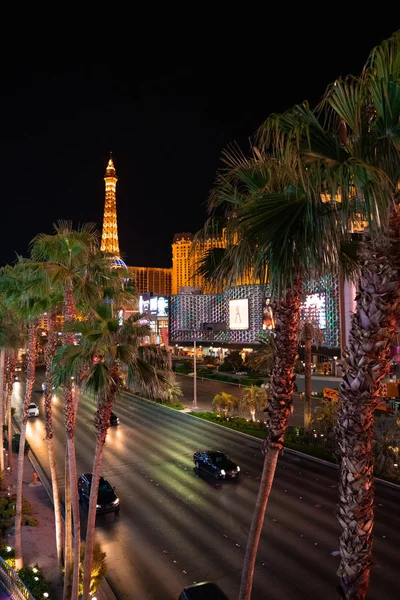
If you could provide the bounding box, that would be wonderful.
[333,356,338,377]
[193,334,198,411]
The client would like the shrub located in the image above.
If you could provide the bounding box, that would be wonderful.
[78,541,107,596]
[12,434,30,455]
[240,378,264,387]
[0,545,15,567]
[22,516,39,527]
[18,565,49,598]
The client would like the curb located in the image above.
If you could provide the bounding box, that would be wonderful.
[126,391,400,492]
[12,420,119,600]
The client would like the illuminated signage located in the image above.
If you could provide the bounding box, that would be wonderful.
[302,293,327,330]
[229,299,249,330]
[139,295,169,318]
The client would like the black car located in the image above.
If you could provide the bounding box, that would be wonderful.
[193,451,240,480]
[109,411,119,426]
[178,582,229,599]
[78,474,120,513]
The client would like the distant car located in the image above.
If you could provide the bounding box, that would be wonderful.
[28,403,39,417]
[109,412,120,426]
[78,474,120,513]
[193,451,240,480]
[178,582,229,599]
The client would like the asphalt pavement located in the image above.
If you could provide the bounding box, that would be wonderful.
[12,374,400,600]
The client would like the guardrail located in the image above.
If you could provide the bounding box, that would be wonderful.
[0,557,36,600]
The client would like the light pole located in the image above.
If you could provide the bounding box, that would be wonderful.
[333,356,338,377]
[193,335,198,411]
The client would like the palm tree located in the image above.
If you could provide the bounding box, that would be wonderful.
[245,334,275,377]
[212,391,238,417]
[53,304,171,600]
[162,374,183,404]
[43,308,64,570]
[30,221,109,600]
[239,385,267,421]
[0,260,46,570]
[196,146,343,600]
[255,31,400,598]
[297,319,325,431]
[0,310,22,485]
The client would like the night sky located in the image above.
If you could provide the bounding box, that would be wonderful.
[0,24,393,269]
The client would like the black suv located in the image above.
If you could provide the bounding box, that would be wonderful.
[78,474,120,513]
[193,451,240,480]
[109,411,119,426]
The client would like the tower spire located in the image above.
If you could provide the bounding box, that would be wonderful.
[101,154,120,256]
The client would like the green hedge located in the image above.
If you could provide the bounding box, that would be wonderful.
[12,434,30,455]
[18,565,50,598]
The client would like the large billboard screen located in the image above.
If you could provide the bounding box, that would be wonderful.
[139,295,168,318]
[229,299,249,330]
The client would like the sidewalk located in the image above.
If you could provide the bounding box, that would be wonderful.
[4,451,63,599]
[4,449,116,600]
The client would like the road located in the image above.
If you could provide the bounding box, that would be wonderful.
[12,375,400,600]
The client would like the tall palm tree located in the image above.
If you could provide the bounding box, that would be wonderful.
[297,319,325,431]
[43,308,64,570]
[30,221,109,600]
[0,260,47,570]
[245,334,275,377]
[239,385,267,421]
[0,310,22,484]
[197,148,343,600]
[256,31,400,598]
[53,304,171,600]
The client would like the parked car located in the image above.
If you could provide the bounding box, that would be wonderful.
[193,451,240,480]
[109,411,120,426]
[178,582,229,599]
[28,403,39,417]
[78,473,120,513]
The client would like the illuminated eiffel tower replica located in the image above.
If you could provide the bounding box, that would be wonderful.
[100,155,126,268]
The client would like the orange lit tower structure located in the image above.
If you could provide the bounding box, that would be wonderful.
[101,156,120,256]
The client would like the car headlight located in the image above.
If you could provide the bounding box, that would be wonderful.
[112,498,120,505]
[236,466,240,472]
[96,504,101,509]
[220,469,226,476]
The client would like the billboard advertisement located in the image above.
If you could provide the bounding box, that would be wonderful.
[229,299,249,330]
[262,298,275,330]
[139,295,168,318]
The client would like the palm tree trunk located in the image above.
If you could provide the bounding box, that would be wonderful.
[239,447,279,600]
[337,213,400,600]
[0,349,6,480]
[63,444,73,600]
[82,400,113,600]
[15,319,37,570]
[44,311,63,569]
[304,330,312,432]
[62,285,80,600]
[239,281,301,600]
[7,351,16,473]
[64,385,80,600]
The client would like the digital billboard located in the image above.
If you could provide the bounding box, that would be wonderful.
[139,295,168,318]
[229,299,249,330]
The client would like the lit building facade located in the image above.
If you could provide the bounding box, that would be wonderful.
[128,266,172,296]
[169,277,341,354]
[171,232,226,294]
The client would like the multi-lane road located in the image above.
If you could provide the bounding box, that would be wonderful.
[13,374,400,600]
